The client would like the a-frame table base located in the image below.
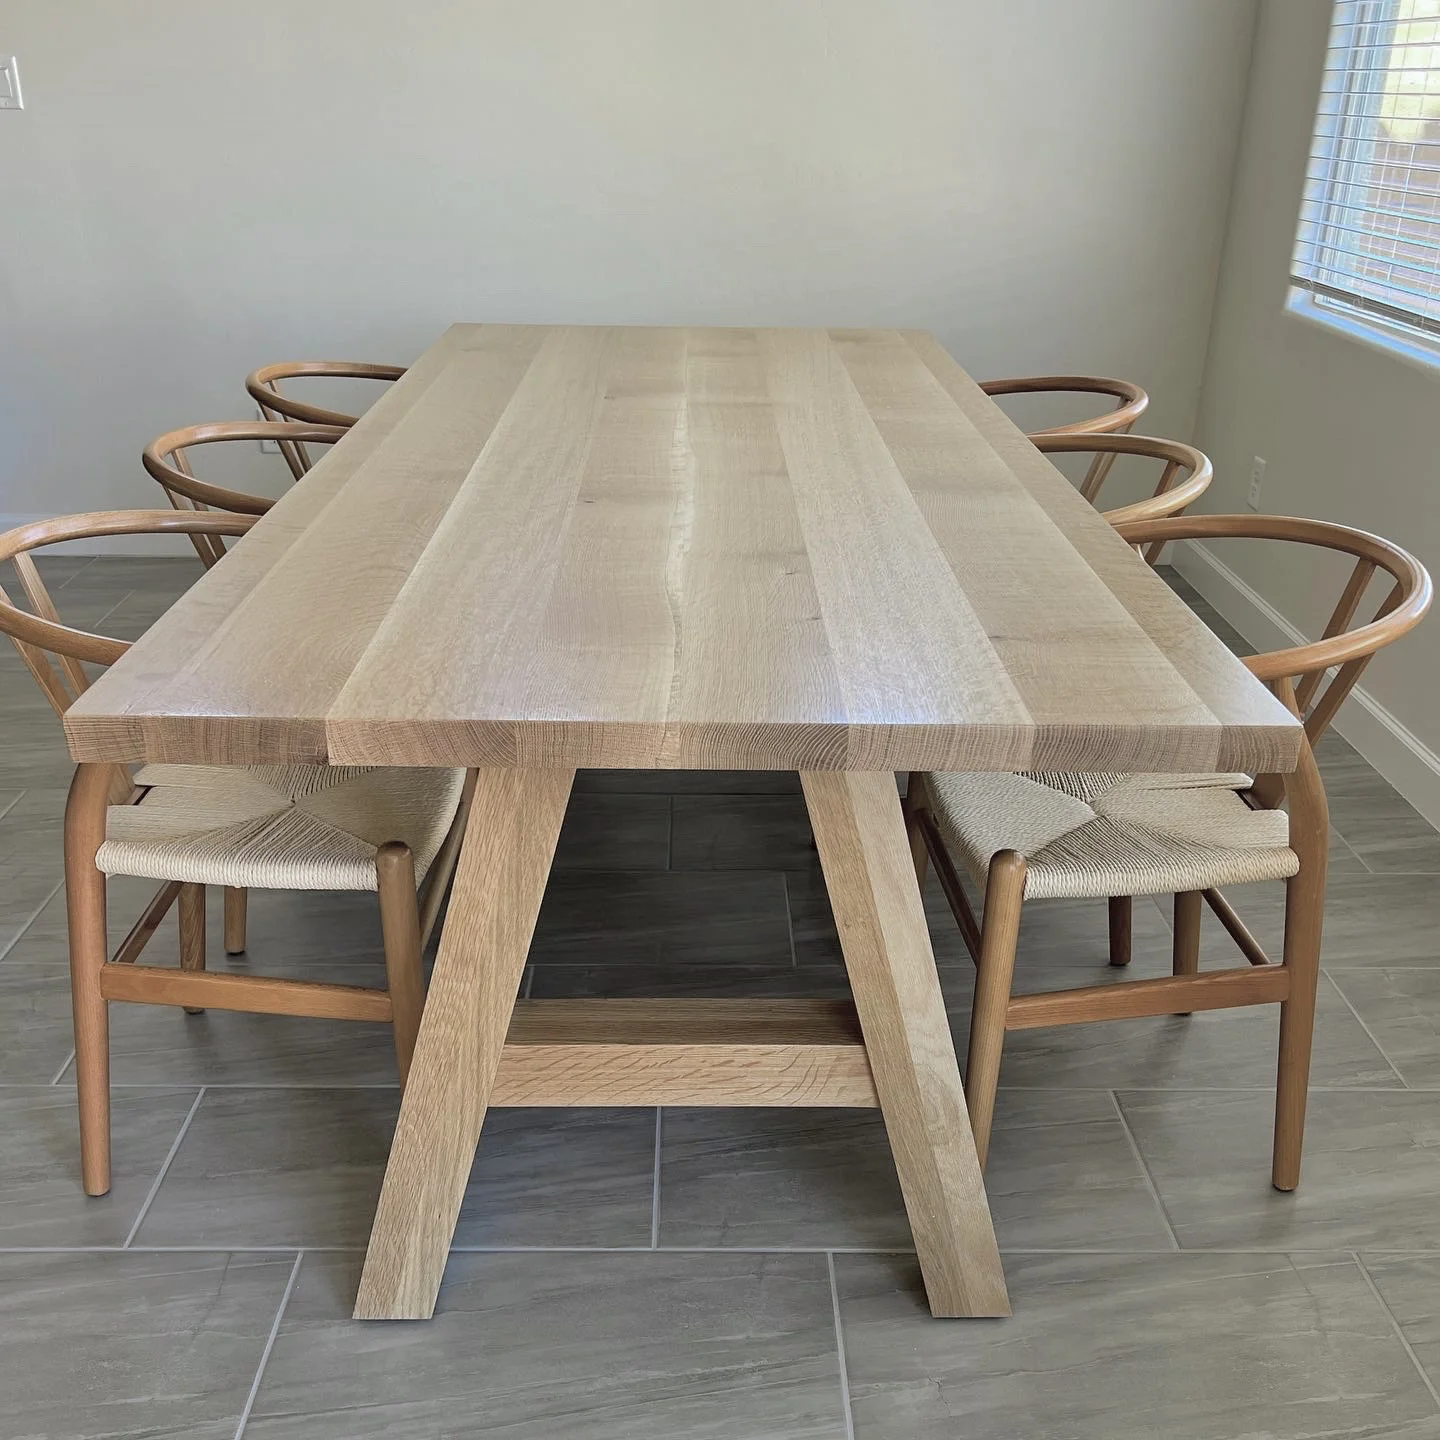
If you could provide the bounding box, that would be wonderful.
[353,768,1009,1321]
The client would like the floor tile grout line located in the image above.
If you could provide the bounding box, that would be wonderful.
[10,1242,1440,1257]
[1326,963,1440,969]
[826,1252,857,1440]
[91,589,138,634]
[52,555,99,591]
[1109,1090,1181,1252]
[123,1087,206,1247]
[1323,966,1410,1088]
[48,1049,75,1086]
[1044,1084,1440,1093]
[0,789,23,826]
[234,1250,304,1440]
[1335,828,1375,875]
[1148,891,1175,936]
[650,1107,662,1249]
[0,878,64,963]
[0,1245,349,1254]
[1352,1251,1440,1411]
[25,1080,1440,1093]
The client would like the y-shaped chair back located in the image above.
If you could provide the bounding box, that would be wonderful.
[0,510,258,802]
[1117,513,1432,799]
[982,374,1148,497]
[246,361,405,477]
[143,422,344,565]
[1033,433,1211,562]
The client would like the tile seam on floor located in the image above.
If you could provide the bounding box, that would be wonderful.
[80,589,136,648]
[1011,1083,1440,1093]
[1323,967,1411,1088]
[0,1244,340,1254]
[52,555,98,590]
[7,1242,1440,1257]
[1109,1090,1181,1251]
[650,1107,662,1249]
[234,1249,304,1440]
[1330,827,1372,873]
[1352,1251,1440,1411]
[1325,964,1440,970]
[1333,868,1440,876]
[0,879,63,963]
[0,790,22,826]
[30,1080,1440,1092]
[47,1049,75,1086]
[123,1086,206,1247]
[826,1251,858,1440]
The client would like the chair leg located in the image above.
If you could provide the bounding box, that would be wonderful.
[964,851,1027,1170]
[1273,869,1324,1190]
[1172,891,1202,976]
[904,780,929,896]
[1107,895,1132,966]
[223,886,248,955]
[1273,729,1329,1192]
[65,762,113,1196]
[178,883,206,1014]
[1172,889,1203,1015]
[377,842,425,1090]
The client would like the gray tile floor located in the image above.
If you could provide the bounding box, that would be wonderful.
[3,555,1440,1437]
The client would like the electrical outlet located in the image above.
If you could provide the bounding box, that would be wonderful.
[256,409,280,453]
[1247,456,1266,511]
[0,57,23,110]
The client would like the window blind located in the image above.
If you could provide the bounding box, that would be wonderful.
[1292,0,1440,343]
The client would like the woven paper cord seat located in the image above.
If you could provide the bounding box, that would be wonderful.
[923,769,1298,901]
[98,764,467,891]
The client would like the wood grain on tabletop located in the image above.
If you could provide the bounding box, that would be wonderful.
[63,325,1301,774]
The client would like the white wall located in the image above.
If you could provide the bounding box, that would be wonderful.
[1,0,1258,524]
[1185,0,1440,823]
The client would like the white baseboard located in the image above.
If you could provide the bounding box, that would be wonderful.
[0,514,188,555]
[1173,539,1440,832]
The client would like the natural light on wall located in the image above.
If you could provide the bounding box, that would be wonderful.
[1291,0,1440,356]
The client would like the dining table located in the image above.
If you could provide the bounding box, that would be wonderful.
[63,324,1303,1322]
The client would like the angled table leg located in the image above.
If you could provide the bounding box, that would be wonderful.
[801,770,1010,1318]
[354,767,574,1320]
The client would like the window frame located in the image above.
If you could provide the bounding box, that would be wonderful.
[1287,0,1440,368]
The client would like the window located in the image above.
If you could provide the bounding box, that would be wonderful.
[1291,0,1440,352]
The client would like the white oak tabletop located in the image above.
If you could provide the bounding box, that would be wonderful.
[64,324,1301,774]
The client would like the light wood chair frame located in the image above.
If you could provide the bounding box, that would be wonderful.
[0,510,473,1198]
[142,421,347,566]
[907,513,1431,1191]
[246,362,406,479]
[1031,433,1212,560]
[981,374,1149,497]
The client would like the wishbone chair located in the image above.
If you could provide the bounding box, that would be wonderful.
[246,361,406,478]
[907,514,1431,1189]
[0,510,472,1197]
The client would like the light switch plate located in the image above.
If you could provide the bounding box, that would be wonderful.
[0,57,23,109]
[1247,456,1266,511]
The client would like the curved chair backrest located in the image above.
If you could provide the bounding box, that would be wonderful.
[1115,514,1432,787]
[143,422,345,566]
[246,361,405,476]
[1032,434,1212,563]
[0,510,259,803]
[983,374,1149,497]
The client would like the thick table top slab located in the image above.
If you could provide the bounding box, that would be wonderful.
[65,325,1300,773]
